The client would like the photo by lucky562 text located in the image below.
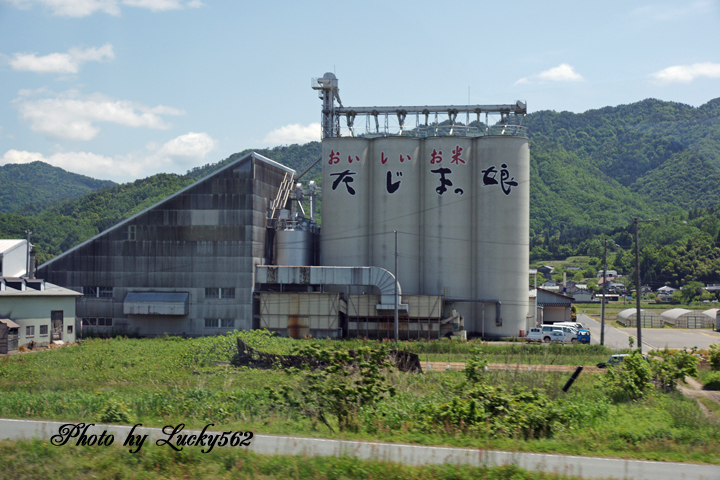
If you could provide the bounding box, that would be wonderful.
[50,422,253,454]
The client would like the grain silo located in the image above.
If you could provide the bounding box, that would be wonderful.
[315,73,530,338]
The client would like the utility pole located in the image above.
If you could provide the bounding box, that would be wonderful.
[601,238,607,346]
[394,230,399,345]
[24,229,32,278]
[633,217,659,354]
[634,218,642,353]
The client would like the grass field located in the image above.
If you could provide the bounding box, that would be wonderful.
[0,332,718,465]
[0,439,597,480]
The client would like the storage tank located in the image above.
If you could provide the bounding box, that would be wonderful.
[320,135,530,337]
[275,226,316,266]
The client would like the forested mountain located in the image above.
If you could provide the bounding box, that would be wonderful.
[0,174,193,264]
[525,97,720,237]
[0,97,718,282]
[0,161,116,213]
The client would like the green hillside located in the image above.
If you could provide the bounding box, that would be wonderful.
[0,161,116,213]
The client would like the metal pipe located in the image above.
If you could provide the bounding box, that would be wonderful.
[634,218,642,353]
[394,230,398,345]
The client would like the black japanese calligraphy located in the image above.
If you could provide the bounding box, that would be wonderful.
[330,170,357,195]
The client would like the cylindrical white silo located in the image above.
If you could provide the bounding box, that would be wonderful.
[420,138,473,302]
[475,136,530,337]
[320,138,371,267]
[369,137,421,294]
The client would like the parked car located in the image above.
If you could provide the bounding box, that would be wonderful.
[596,353,648,368]
[576,328,591,344]
[526,325,578,344]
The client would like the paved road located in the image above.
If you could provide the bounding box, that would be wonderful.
[579,314,720,351]
[0,418,718,480]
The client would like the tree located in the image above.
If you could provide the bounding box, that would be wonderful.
[681,281,705,304]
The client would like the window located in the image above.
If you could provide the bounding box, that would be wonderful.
[205,319,234,328]
[83,287,112,298]
[205,287,235,299]
[82,318,112,327]
[67,325,73,334]
[97,318,113,327]
[40,325,48,336]
[128,225,136,241]
[26,325,34,337]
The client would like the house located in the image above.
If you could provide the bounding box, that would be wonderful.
[572,289,594,303]
[657,285,677,298]
[596,269,617,278]
[537,265,554,280]
[0,277,80,348]
[0,240,29,277]
[536,287,574,324]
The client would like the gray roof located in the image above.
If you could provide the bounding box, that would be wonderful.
[38,151,294,271]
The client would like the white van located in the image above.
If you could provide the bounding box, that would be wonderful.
[526,324,578,343]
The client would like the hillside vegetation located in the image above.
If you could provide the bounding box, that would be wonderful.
[0,161,115,213]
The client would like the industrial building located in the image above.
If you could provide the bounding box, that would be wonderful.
[36,74,532,339]
[36,152,293,337]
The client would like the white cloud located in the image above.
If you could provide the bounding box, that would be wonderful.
[15,90,184,141]
[10,44,114,74]
[515,64,584,85]
[630,1,715,22]
[6,0,201,16]
[2,132,217,182]
[262,123,321,145]
[121,0,183,12]
[651,62,720,84]
[155,132,216,166]
[6,0,121,16]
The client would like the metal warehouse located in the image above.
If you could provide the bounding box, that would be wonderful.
[36,73,532,339]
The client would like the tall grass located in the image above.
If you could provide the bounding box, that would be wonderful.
[0,333,718,463]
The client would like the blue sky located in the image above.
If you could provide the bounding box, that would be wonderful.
[0,0,719,183]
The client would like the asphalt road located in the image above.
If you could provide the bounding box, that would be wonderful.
[580,314,720,351]
[1,418,718,480]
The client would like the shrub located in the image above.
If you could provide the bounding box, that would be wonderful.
[703,371,720,391]
[599,350,653,401]
[709,343,720,371]
[651,348,699,392]
[97,397,134,424]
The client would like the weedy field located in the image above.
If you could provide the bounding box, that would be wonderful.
[0,439,594,480]
[0,331,718,465]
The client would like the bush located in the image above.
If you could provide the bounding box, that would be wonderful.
[650,348,699,391]
[97,397,134,424]
[599,350,653,401]
[702,371,720,391]
[709,343,720,371]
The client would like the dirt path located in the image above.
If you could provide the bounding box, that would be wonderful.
[424,362,602,373]
[677,375,720,418]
